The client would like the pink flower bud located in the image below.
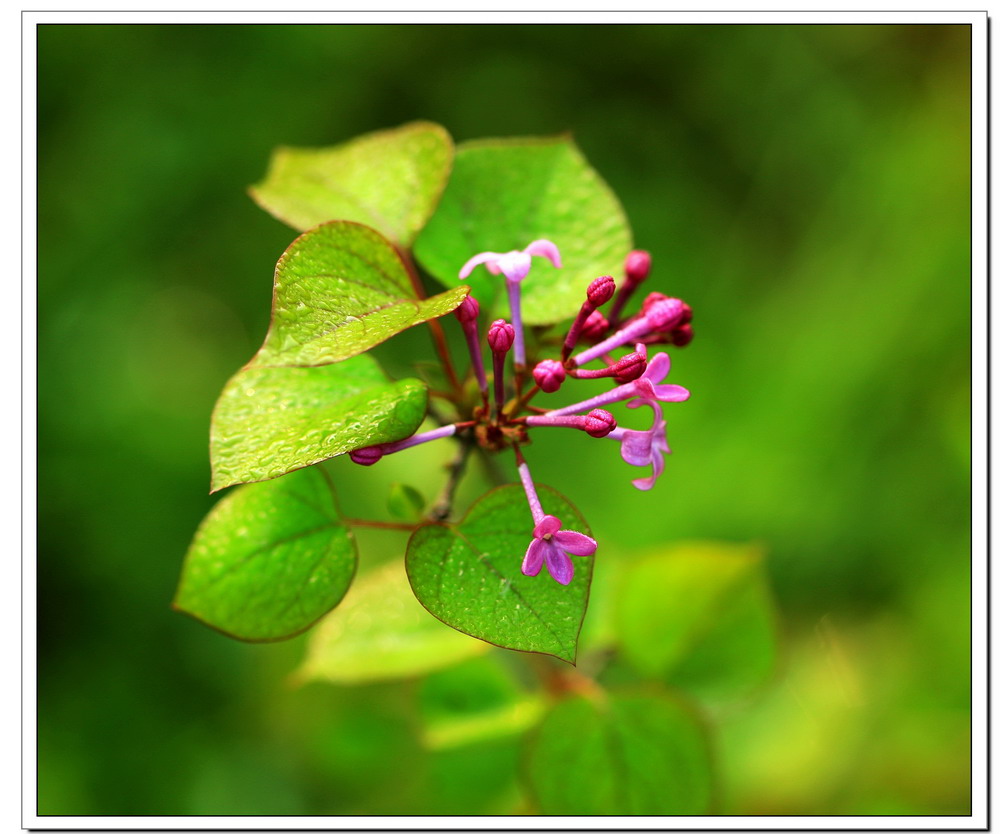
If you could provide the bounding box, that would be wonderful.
[533,359,566,393]
[612,351,647,383]
[487,319,515,353]
[625,250,652,283]
[580,310,610,340]
[671,323,694,347]
[583,408,617,438]
[587,275,616,307]
[679,302,693,325]
[645,298,685,330]
[455,295,480,323]
[349,446,383,466]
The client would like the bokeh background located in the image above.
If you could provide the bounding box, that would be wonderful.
[37,24,971,815]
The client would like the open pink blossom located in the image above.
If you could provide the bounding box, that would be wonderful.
[522,514,597,586]
[458,239,562,283]
[608,399,670,490]
[631,346,689,406]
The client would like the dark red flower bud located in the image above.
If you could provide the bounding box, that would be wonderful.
[671,324,694,347]
[580,310,610,341]
[487,319,515,353]
[624,250,652,283]
[583,408,617,438]
[455,295,480,323]
[349,446,383,466]
[612,351,647,383]
[645,298,685,330]
[587,275,616,307]
[640,292,669,315]
[532,359,566,393]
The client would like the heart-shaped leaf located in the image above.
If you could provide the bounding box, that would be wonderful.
[413,136,633,325]
[210,353,426,493]
[406,485,593,664]
[175,467,356,641]
[248,221,468,369]
[295,559,488,685]
[523,692,714,814]
[249,121,453,247]
[615,542,778,700]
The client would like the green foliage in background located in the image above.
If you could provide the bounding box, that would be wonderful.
[37,23,971,817]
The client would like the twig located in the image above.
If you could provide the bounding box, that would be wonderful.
[429,439,473,521]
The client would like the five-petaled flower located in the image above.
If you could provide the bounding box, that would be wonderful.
[522,514,598,586]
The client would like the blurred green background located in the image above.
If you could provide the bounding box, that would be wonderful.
[37,24,970,815]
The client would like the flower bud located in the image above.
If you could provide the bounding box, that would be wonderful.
[487,319,515,353]
[671,323,694,347]
[640,292,669,315]
[645,298,685,330]
[580,310,610,341]
[587,275,616,307]
[583,408,617,438]
[612,351,647,383]
[533,359,566,393]
[624,250,652,283]
[455,295,480,323]
[349,446,383,466]
[678,302,693,326]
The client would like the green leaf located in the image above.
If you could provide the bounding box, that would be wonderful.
[523,691,714,814]
[295,558,488,685]
[615,542,779,700]
[406,485,593,664]
[387,482,427,522]
[413,135,633,326]
[249,121,453,247]
[248,221,469,368]
[174,467,356,641]
[418,656,544,750]
[210,353,427,492]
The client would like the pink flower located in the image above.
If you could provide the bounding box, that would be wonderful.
[458,239,562,283]
[459,240,562,368]
[522,514,597,586]
[611,400,670,490]
[631,346,689,406]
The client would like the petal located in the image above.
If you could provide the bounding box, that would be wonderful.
[533,514,562,538]
[522,538,547,577]
[524,239,562,269]
[459,251,502,280]
[631,472,657,491]
[553,529,597,556]
[651,383,690,403]
[496,251,533,282]
[545,547,574,586]
[631,446,665,491]
[620,430,652,466]
[642,352,671,385]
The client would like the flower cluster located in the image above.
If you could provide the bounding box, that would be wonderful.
[350,240,693,585]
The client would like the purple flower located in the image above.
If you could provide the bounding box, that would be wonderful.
[608,400,670,490]
[458,239,562,283]
[459,240,562,368]
[631,347,689,406]
[522,514,597,586]
[545,346,689,418]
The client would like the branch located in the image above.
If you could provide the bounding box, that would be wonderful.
[428,438,473,521]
